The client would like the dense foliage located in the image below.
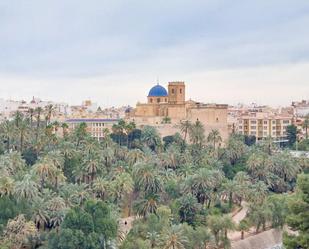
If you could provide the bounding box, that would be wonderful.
[0,110,308,249]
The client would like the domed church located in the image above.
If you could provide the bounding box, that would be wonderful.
[132,82,187,118]
[127,81,229,141]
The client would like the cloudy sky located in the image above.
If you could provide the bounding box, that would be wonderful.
[0,0,309,107]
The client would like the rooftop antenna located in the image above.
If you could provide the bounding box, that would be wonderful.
[156,77,159,85]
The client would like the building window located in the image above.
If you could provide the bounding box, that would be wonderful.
[172,89,175,94]
[157,98,160,103]
[150,98,153,103]
[264,121,268,124]
[250,126,256,130]
[263,126,268,130]
[180,88,182,94]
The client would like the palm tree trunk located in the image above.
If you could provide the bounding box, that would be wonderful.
[207,199,211,209]
[229,192,233,208]
[7,137,10,152]
[20,132,24,153]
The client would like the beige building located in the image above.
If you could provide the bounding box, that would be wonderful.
[237,112,293,140]
[126,82,229,141]
[66,118,119,140]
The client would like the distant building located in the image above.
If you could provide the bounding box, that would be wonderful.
[66,118,119,140]
[292,100,309,117]
[126,82,229,141]
[237,111,293,141]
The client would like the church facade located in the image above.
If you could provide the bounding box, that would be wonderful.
[126,81,229,141]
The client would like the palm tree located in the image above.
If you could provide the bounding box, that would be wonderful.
[247,202,272,233]
[31,197,49,230]
[179,120,192,141]
[127,149,145,166]
[71,183,90,206]
[13,111,23,128]
[47,196,66,212]
[185,168,223,207]
[133,163,162,195]
[161,225,188,249]
[248,181,268,205]
[28,108,35,126]
[33,160,57,189]
[136,193,160,217]
[14,174,39,201]
[84,157,100,183]
[18,119,29,152]
[45,151,65,169]
[178,193,200,225]
[93,177,109,200]
[49,210,66,230]
[59,141,76,159]
[234,172,251,204]
[111,172,133,202]
[61,123,69,138]
[52,168,66,190]
[74,122,88,147]
[0,120,15,152]
[141,126,162,151]
[45,104,57,126]
[222,179,238,208]
[207,129,222,149]
[147,231,160,248]
[35,107,43,141]
[226,135,247,165]
[221,215,235,240]
[238,219,250,240]
[271,151,301,182]
[246,152,271,181]
[163,145,182,170]
[125,121,136,148]
[207,215,235,247]
[0,176,15,197]
[259,136,277,156]
[2,152,26,175]
[189,120,205,148]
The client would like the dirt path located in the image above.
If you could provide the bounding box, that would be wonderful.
[231,201,249,224]
[119,216,136,238]
[228,201,250,241]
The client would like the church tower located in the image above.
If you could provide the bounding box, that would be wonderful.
[168,81,185,104]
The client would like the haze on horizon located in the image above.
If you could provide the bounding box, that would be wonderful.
[0,0,309,107]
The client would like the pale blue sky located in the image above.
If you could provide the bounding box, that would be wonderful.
[0,0,309,106]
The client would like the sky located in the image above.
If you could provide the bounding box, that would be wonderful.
[0,0,309,107]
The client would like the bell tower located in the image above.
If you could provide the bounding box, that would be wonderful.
[168,81,185,104]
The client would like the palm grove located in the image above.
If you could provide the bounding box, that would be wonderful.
[0,107,308,249]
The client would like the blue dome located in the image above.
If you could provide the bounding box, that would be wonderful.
[148,84,168,97]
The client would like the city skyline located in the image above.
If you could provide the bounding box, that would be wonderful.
[1,0,309,106]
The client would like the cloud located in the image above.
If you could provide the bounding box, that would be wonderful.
[0,0,308,106]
